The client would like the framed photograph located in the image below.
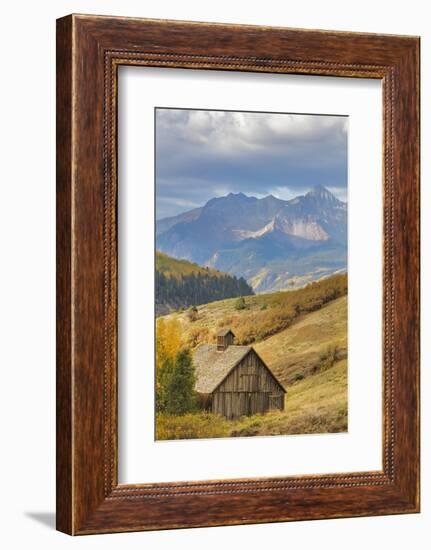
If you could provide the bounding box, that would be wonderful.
[56,14,420,534]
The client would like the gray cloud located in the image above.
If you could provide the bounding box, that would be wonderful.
[156,108,348,219]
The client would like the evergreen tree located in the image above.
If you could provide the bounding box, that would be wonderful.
[155,355,174,413]
[155,265,254,312]
[165,349,197,415]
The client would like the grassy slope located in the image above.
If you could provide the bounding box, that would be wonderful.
[231,296,347,436]
[157,292,348,439]
[164,273,346,347]
[255,295,347,385]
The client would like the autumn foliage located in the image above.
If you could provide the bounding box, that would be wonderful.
[155,318,197,414]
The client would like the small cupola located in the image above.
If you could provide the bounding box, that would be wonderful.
[217,329,235,351]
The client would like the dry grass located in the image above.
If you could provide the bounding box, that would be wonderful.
[164,274,347,349]
[255,296,347,385]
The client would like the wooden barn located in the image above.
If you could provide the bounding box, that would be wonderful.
[193,329,286,419]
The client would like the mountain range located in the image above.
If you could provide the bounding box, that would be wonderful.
[156,185,347,293]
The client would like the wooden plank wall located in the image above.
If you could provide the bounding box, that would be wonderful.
[213,351,284,418]
[217,351,282,393]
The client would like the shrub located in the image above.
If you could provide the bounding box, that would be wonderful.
[156,412,230,440]
[229,416,264,437]
[317,345,341,372]
[186,305,199,322]
[234,296,247,310]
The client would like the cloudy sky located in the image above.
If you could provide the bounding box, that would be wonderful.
[155,108,348,220]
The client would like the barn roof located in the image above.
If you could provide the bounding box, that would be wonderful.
[217,328,235,337]
[193,343,251,393]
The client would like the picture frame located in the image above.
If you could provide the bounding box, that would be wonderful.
[56,14,420,535]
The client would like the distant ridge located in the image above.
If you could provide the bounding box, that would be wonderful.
[155,252,253,316]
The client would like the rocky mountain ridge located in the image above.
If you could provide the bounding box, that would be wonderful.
[156,185,347,292]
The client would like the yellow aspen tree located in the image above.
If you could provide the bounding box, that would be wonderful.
[155,318,183,409]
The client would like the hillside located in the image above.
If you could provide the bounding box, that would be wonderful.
[255,295,347,385]
[234,296,347,437]
[163,273,346,347]
[156,251,223,277]
[155,251,253,316]
[156,298,347,439]
[156,186,347,292]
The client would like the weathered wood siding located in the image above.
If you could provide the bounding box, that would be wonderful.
[217,332,234,351]
[211,350,284,419]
